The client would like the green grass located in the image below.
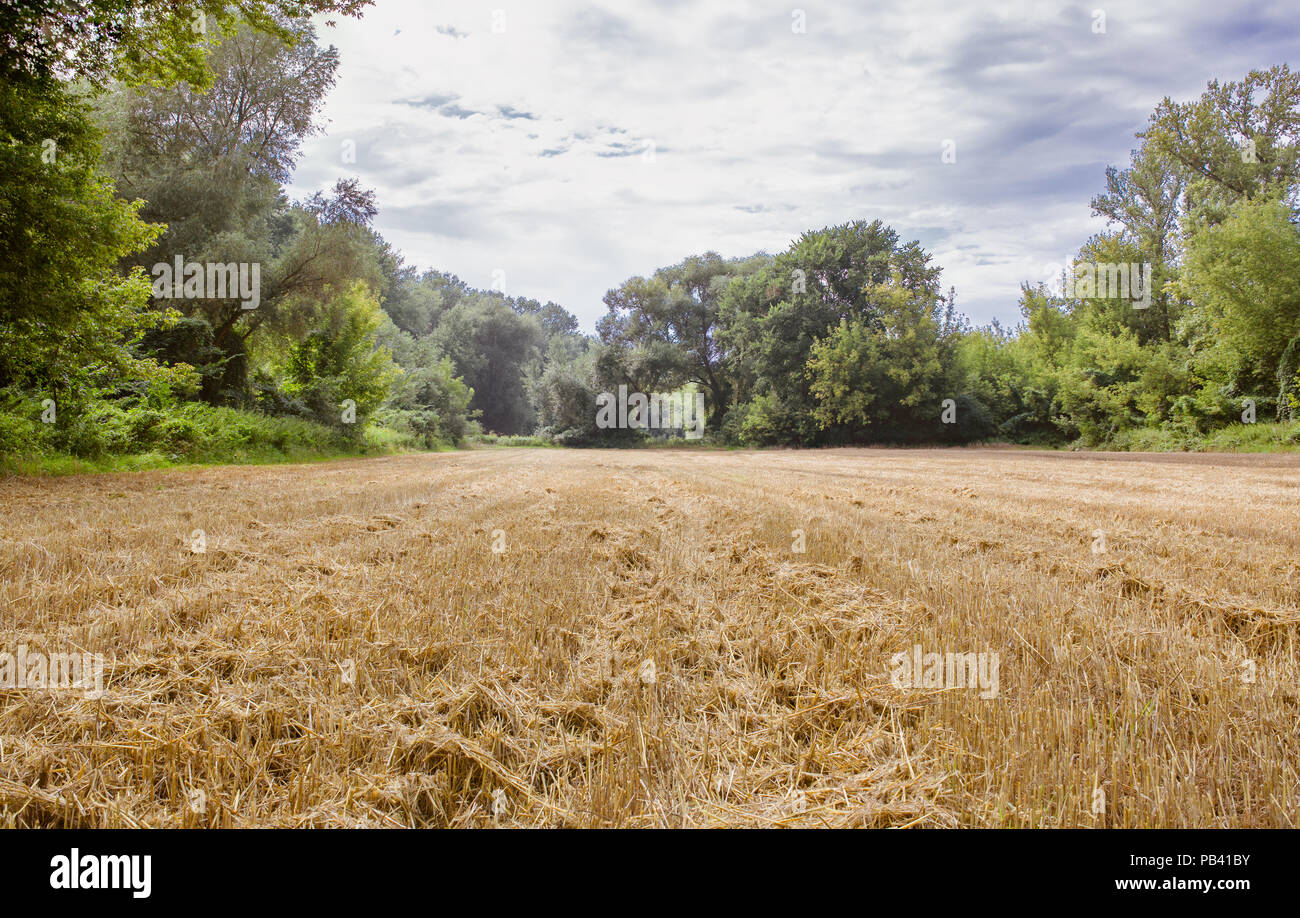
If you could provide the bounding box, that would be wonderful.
[468,433,559,448]
[1097,420,1300,452]
[0,446,387,477]
[0,437,424,478]
[0,400,436,477]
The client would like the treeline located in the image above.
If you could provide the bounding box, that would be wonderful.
[2,3,1297,465]
[0,3,593,466]
[2,3,483,465]
[548,64,1300,450]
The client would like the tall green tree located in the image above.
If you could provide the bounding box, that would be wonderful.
[1143,64,1300,227]
[100,22,382,403]
[0,73,163,401]
[805,279,949,436]
[280,283,396,435]
[1178,197,1300,408]
[718,221,946,443]
[1,1,370,88]
[599,252,765,428]
[1090,144,1186,342]
[431,296,545,434]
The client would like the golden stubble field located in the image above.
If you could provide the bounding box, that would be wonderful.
[1,447,1298,827]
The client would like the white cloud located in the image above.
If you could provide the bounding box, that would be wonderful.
[290,0,1298,330]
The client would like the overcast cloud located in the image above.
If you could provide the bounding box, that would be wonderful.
[290,0,1299,330]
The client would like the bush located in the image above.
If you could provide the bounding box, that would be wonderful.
[732,393,804,446]
[0,393,379,465]
[0,404,52,456]
[942,393,998,443]
[472,432,555,448]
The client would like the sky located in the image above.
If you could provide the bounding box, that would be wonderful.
[289,0,1298,332]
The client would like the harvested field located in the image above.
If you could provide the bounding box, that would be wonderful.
[1,447,1298,827]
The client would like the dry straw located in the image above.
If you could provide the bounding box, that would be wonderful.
[0,447,1296,826]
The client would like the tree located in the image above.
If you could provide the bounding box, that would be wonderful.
[379,267,468,337]
[514,296,580,339]
[1090,144,1185,342]
[100,22,383,403]
[599,252,764,429]
[431,297,544,434]
[1143,64,1300,227]
[1178,197,1300,403]
[0,1,371,88]
[805,280,948,438]
[718,221,945,443]
[0,72,164,401]
[281,284,396,434]
[534,342,603,444]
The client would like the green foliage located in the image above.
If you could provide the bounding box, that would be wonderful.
[533,346,601,444]
[0,1,372,88]
[97,22,387,406]
[0,401,53,457]
[599,252,766,429]
[0,4,483,470]
[0,75,165,396]
[806,319,882,429]
[431,296,544,434]
[1142,64,1300,227]
[805,281,948,436]
[0,395,352,463]
[280,285,398,435]
[382,355,477,447]
[1103,420,1300,453]
[729,391,803,447]
[1279,333,1300,422]
[926,66,1300,451]
[1178,197,1300,392]
[470,433,557,448]
[715,220,951,445]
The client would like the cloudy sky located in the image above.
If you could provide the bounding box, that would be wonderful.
[290,0,1297,331]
